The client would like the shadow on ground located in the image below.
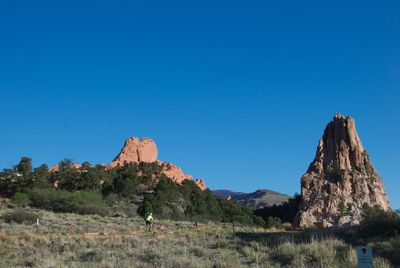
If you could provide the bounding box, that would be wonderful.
[235,229,335,246]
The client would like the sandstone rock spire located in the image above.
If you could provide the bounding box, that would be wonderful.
[295,113,390,228]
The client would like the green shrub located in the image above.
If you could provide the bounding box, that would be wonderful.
[181,180,222,221]
[254,193,301,224]
[2,209,38,224]
[138,176,181,217]
[79,250,104,262]
[0,172,31,196]
[371,236,400,266]
[358,206,400,239]
[253,216,266,226]
[75,204,109,216]
[112,165,140,197]
[103,193,118,205]
[265,216,282,229]
[138,196,155,217]
[325,163,345,183]
[269,242,297,266]
[28,188,108,216]
[10,192,31,207]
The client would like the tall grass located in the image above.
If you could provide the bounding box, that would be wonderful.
[0,204,396,267]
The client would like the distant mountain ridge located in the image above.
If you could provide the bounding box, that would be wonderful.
[212,189,291,210]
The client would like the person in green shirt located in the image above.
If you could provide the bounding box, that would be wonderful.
[145,212,154,231]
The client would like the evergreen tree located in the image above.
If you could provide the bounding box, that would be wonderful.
[15,157,33,176]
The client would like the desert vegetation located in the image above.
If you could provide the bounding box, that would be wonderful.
[1,157,399,267]
[0,201,398,267]
[0,157,265,226]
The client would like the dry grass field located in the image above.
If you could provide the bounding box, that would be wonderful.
[0,202,395,268]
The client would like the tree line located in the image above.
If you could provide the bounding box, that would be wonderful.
[1,157,270,227]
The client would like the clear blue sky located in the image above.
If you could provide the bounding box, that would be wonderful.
[0,1,399,208]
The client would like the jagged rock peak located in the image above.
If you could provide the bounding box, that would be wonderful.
[295,113,390,228]
[109,137,158,168]
[308,113,368,173]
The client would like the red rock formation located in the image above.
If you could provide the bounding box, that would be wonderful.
[48,165,60,172]
[195,179,207,191]
[157,160,193,183]
[109,137,206,190]
[138,138,158,162]
[295,113,390,228]
[109,137,158,168]
[49,163,82,172]
[45,137,207,190]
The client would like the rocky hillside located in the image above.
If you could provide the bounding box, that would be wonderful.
[295,113,390,228]
[47,137,206,191]
[213,189,290,210]
[109,137,206,190]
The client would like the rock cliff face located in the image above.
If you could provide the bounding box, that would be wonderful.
[295,113,390,228]
[155,160,193,183]
[109,137,158,168]
[109,137,206,190]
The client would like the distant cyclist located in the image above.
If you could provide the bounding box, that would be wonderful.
[145,212,154,231]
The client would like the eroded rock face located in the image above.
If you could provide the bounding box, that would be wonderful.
[295,113,390,228]
[138,138,158,163]
[195,179,207,191]
[157,161,207,191]
[109,137,206,190]
[155,160,192,183]
[109,137,158,168]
